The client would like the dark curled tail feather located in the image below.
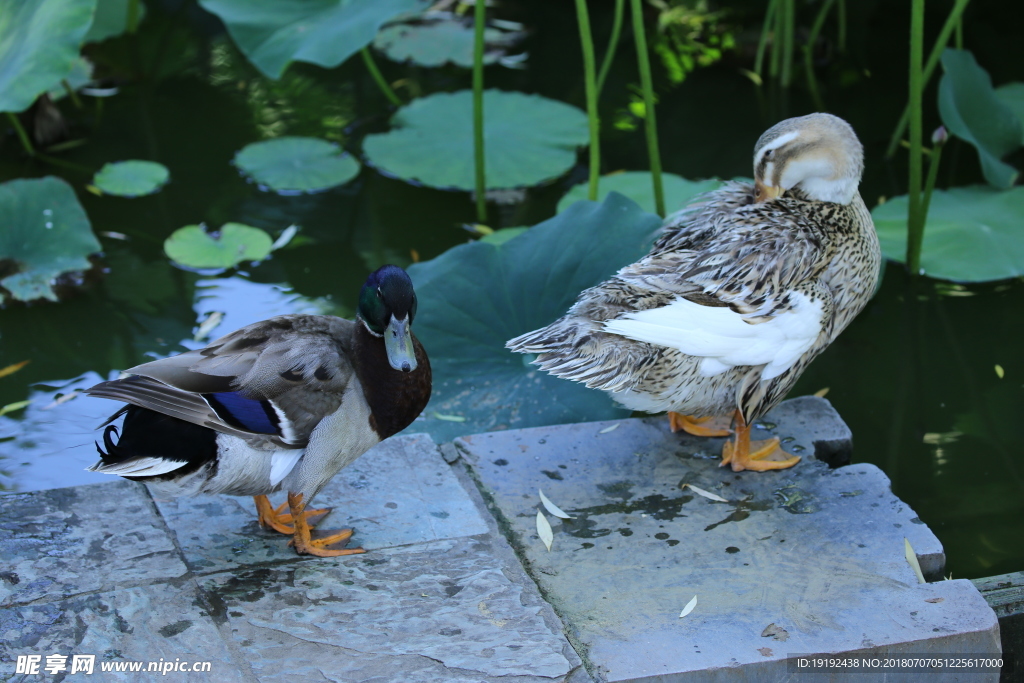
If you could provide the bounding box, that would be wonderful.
[96,425,122,462]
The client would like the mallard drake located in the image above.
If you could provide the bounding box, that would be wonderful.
[507,113,880,472]
[85,265,431,556]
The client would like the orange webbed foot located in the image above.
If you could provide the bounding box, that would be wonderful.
[719,412,801,473]
[286,492,365,557]
[668,412,733,437]
[254,495,331,534]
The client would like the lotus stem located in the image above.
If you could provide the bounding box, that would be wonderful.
[804,0,836,109]
[360,48,402,107]
[837,0,847,52]
[62,80,83,109]
[472,0,487,222]
[754,0,778,77]
[127,0,140,33]
[6,112,34,157]
[575,0,600,201]
[780,0,795,87]
[630,0,664,217]
[885,0,971,158]
[906,0,925,274]
[921,128,947,228]
[596,0,625,96]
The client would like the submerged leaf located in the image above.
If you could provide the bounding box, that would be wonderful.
[684,483,728,503]
[373,11,524,68]
[904,538,926,584]
[92,160,170,197]
[0,0,96,113]
[363,90,589,190]
[536,510,554,551]
[405,193,661,442]
[938,49,1022,189]
[0,177,100,302]
[0,400,31,417]
[234,137,360,193]
[679,595,697,618]
[0,361,31,379]
[198,0,426,79]
[164,223,273,270]
[539,489,574,519]
[872,185,1024,282]
[559,172,723,215]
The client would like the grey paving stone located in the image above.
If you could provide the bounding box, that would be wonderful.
[154,433,490,573]
[0,480,186,607]
[0,581,245,683]
[200,537,580,682]
[455,398,1001,683]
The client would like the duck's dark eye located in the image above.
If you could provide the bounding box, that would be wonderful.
[376,288,383,299]
[764,149,775,159]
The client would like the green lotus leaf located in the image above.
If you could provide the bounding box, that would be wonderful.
[373,14,522,68]
[0,177,100,302]
[197,0,426,79]
[479,227,528,246]
[406,192,663,442]
[164,223,273,270]
[84,0,146,43]
[558,172,724,215]
[995,82,1024,145]
[364,90,589,191]
[871,185,1024,282]
[938,49,1022,189]
[233,137,360,193]
[92,160,170,197]
[0,0,97,113]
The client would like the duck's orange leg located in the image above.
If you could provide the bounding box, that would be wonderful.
[253,494,330,534]
[287,492,365,557]
[668,412,733,437]
[720,411,800,472]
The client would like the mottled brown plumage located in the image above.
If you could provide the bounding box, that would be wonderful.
[508,114,880,470]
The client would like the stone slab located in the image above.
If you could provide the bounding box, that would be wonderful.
[201,536,580,683]
[0,480,186,607]
[0,582,244,683]
[153,433,490,573]
[454,397,1002,683]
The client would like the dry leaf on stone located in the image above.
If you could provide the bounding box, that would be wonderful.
[678,594,697,618]
[925,597,945,603]
[761,623,789,641]
[904,537,926,584]
[813,387,830,398]
[683,483,728,503]
[536,510,554,551]
[539,489,574,519]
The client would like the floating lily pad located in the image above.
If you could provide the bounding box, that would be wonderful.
[0,177,99,302]
[197,0,426,79]
[84,0,146,43]
[871,185,1024,282]
[558,172,724,215]
[0,0,97,113]
[92,160,170,197]
[373,12,524,68]
[406,192,662,442]
[233,137,360,193]
[164,223,273,270]
[364,90,589,191]
[938,49,1022,189]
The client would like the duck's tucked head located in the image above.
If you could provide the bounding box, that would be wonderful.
[358,265,419,373]
[752,113,864,205]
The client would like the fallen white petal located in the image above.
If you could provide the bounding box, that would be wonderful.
[684,483,728,503]
[42,391,80,410]
[904,538,926,584]
[539,489,574,519]
[679,595,697,618]
[598,423,619,434]
[536,511,553,551]
[271,224,299,251]
[194,311,224,341]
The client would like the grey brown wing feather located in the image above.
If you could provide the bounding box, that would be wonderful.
[89,315,358,445]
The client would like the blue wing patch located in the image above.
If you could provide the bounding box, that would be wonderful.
[204,392,280,435]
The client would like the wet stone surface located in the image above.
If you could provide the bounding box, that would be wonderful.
[455,397,1001,683]
[0,434,584,683]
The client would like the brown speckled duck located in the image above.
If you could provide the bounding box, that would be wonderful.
[85,265,431,556]
[507,113,880,472]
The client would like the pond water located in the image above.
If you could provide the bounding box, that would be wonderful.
[0,0,1021,580]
